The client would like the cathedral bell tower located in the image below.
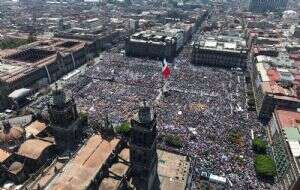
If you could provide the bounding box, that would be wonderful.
[48,83,80,151]
[129,100,160,190]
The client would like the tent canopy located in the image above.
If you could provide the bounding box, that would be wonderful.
[8,88,31,100]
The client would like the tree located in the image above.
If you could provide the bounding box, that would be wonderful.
[228,131,244,146]
[254,154,276,178]
[79,111,88,125]
[253,137,267,154]
[165,134,183,148]
[115,121,131,136]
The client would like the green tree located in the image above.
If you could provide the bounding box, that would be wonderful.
[115,121,131,136]
[79,111,88,125]
[254,154,277,178]
[165,134,183,148]
[253,137,267,154]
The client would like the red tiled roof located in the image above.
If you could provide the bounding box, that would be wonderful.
[275,109,300,129]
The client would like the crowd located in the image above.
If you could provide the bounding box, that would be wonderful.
[63,53,162,123]
[31,51,269,189]
[68,51,271,189]
[11,2,283,189]
[28,45,272,189]
[156,65,267,190]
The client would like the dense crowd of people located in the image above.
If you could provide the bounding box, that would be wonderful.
[30,50,270,189]
[157,66,267,189]
[28,40,273,189]
[53,50,271,189]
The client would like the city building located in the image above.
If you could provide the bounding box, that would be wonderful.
[126,30,177,60]
[0,38,93,111]
[268,108,300,190]
[252,54,300,120]
[0,120,55,185]
[0,84,86,187]
[249,0,288,13]
[126,22,196,60]
[191,34,248,69]
[54,28,122,53]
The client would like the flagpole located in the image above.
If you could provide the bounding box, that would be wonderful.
[161,59,165,96]
[162,46,166,96]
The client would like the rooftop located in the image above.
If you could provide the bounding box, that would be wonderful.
[99,148,130,190]
[157,150,190,190]
[99,148,190,190]
[129,22,194,44]
[46,135,120,190]
[8,161,24,175]
[275,109,300,129]
[255,55,300,101]
[0,148,11,163]
[0,125,25,144]
[17,139,53,160]
[193,34,247,53]
[25,120,47,137]
[256,54,295,68]
[0,38,88,84]
[5,48,56,63]
[274,109,300,158]
[26,160,65,190]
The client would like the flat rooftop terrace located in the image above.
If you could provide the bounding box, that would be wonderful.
[157,150,190,190]
[5,48,56,63]
[193,35,247,53]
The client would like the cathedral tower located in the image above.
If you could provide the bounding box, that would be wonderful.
[129,100,160,190]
